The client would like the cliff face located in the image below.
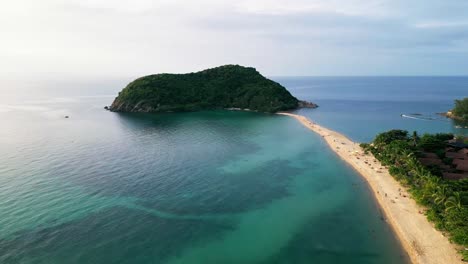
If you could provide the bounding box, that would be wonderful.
[110,100,156,113]
[109,65,313,113]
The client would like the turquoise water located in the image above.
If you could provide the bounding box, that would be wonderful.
[0,89,408,263]
[4,76,465,263]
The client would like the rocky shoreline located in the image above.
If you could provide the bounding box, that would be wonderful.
[298,100,319,109]
[105,100,318,113]
[104,100,319,113]
[439,112,468,128]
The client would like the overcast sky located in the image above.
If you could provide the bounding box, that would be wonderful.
[2,0,468,78]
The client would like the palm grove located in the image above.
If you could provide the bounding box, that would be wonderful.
[361,130,468,260]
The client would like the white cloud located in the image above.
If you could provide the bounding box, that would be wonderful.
[0,0,468,78]
[234,0,389,16]
[68,0,160,13]
[414,21,468,29]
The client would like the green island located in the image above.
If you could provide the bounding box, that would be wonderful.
[109,65,317,113]
[447,97,468,121]
[361,130,468,260]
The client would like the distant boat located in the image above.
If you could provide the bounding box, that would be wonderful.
[401,114,420,120]
[401,114,434,121]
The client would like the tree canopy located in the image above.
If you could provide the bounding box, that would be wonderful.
[374,129,408,147]
[452,97,468,121]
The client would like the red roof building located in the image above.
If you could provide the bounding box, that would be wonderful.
[456,163,468,172]
[446,152,466,159]
[419,158,444,166]
[443,173,468,180]
[457,148,468,155]
[453,159,468,166]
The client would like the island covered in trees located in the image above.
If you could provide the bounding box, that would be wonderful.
[109,65,317,113]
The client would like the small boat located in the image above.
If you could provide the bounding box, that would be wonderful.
[401,114,434,121]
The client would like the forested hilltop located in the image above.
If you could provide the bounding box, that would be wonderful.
[109,65,315,113]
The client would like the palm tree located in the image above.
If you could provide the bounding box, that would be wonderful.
[412,131,419,146]
[432,185,450,208]
[444,192,462,212]
[421,175,440,201]
[406,156,421,173]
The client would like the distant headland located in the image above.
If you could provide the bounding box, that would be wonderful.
[444,97,468,122]
[108,65,317,113]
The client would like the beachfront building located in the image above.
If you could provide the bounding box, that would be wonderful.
[418,140,468,180]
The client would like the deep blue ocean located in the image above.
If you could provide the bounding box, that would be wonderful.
[0,76,466,263]
[278,76,468,142]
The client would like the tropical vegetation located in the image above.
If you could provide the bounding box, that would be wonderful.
[361,130,468,260]
[452,97,468,121]
[110,65,300,113]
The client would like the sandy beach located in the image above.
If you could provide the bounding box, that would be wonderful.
[279,112,463,264]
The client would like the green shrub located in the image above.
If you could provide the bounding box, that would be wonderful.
[453,97,468,121]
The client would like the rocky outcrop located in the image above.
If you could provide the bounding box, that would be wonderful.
[298,100,318,109]
[109,100,157,113]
